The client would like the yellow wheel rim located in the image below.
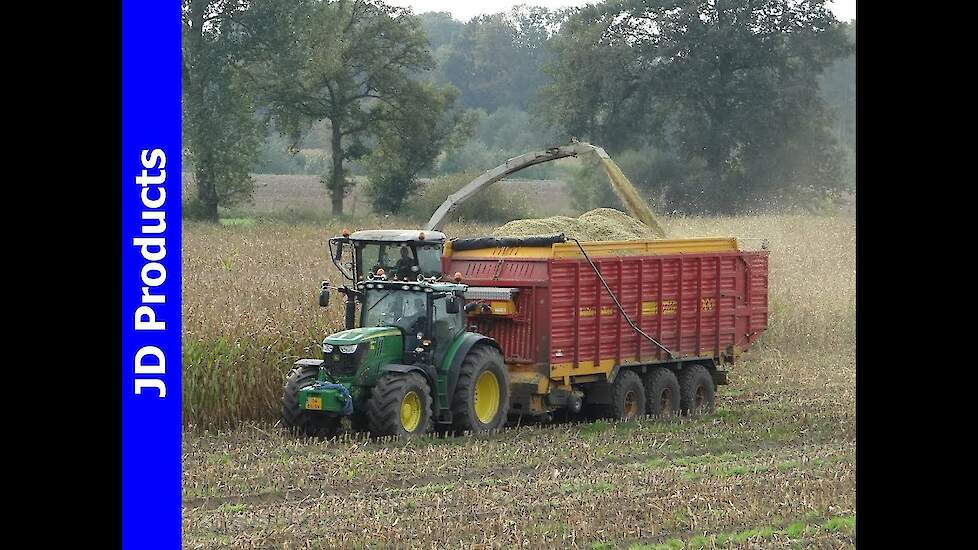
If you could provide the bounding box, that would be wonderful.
[400,390,422,432]
[473,370,500,424]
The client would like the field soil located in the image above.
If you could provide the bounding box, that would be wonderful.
[182,178,855,548]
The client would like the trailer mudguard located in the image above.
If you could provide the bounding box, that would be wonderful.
[439,332,502,418]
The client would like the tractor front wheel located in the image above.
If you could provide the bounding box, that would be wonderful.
[451,345,511,434]
[367,373,433,438]
[282,365,341,438]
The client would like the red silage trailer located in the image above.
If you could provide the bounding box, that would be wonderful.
[444,236,769,418]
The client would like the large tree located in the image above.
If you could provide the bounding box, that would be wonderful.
[242,0,461,216]
[182,0,264,222]
[543,0,853,213]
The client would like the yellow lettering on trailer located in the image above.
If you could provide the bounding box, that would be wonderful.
[701,297,715,311]
[642,301,657,315]
[580,306,617,317]
[662,300,677,315]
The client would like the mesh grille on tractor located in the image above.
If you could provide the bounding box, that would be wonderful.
[463,287,520,300]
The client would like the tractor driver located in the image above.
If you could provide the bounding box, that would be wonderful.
[394,245,419,280]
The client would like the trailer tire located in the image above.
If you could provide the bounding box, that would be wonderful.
[282,365,341,438]
[367,373,432,438]
[678,365,716,416]
[643,367,680,418]
[451,345,510,434]
[610,369,646,421]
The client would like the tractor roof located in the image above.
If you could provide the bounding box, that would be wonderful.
[348,229,446,243]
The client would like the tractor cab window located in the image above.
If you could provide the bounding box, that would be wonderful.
[361,290,429,336]
[357,242,442,281]
[415,244,443,279]
[357,243,396,280]
[432,297,462,337]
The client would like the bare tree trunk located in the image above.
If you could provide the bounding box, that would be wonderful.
[195,163,220,223]
[329,121,345,216]
[188,1,218,223]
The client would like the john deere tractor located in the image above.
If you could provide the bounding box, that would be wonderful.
[282,229,510,438]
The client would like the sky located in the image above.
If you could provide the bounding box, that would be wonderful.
[386,0,857,23]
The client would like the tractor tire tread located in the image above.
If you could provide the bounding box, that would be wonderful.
[366,373,432,438]
[282,365,340,438]
[451,345,510,434]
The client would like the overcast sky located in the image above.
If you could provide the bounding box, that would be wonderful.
[386,0,856,23]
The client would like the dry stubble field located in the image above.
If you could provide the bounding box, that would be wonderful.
[182,205,856,549]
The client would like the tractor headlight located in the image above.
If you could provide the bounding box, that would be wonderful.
[339,344,359,354]
[322,343,334,353]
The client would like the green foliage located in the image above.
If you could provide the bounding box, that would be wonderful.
[363,84,476,214]
[182,0,264,222]
[544,0,853,214]
[416,11,465,68]
[818,21,856,189]
[254,132,326,175]
[438,106,561,178]
[399,172,533,224]
[440,8,558,113]
[418,7,567,182]
[242,0,465,215]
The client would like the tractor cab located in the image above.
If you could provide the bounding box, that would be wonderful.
[329,229,446,283]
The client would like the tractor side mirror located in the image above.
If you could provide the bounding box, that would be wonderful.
[319,281,330,307]
[445,296,460,314]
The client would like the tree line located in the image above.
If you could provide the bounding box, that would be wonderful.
[183,0,855,221]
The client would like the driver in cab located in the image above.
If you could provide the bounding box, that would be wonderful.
[394,245,419,280]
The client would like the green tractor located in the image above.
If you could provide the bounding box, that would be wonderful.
[282,229,510,438]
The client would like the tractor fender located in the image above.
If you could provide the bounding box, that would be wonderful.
[379,363,436,390]
[444,333,502,400]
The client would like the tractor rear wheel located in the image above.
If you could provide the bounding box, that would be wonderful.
[367,373,432,438]
[678,365,716,416]
[282,365,341,438]
[643,367,680,418]
[610,369,646,421]
[451,345,511,434]
[349,413,369,434]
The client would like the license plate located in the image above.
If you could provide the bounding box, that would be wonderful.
[305,397,323,411]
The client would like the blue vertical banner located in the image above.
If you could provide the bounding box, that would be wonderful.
[122,1,181,548]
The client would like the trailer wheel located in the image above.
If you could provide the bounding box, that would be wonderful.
[366,373,432,438]
[282,365,341,438]
[643,367,680,418]
[451,345,511,434]
[610,369,646,421]
[678,365,716,416]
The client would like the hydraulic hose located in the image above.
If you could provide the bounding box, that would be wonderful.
[569,238,676,359]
